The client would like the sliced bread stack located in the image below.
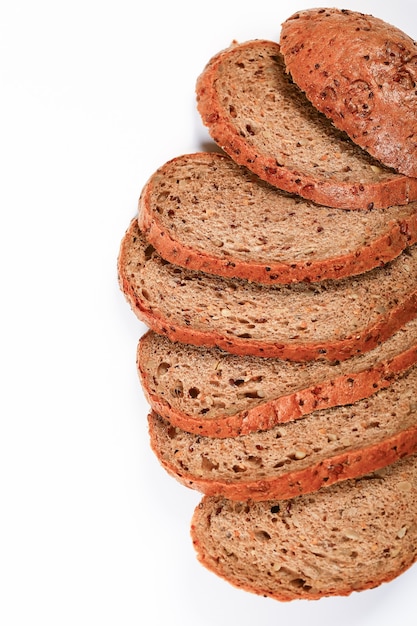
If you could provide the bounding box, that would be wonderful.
[118,7,417,601]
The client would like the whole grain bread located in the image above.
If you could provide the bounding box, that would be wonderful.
[138,152,417,284]
[118,218,417,362]
[195,39,417,210]
[280,8,417,178]
[147,364,417,502]
[190,455,417,601]
[138,318,417,437]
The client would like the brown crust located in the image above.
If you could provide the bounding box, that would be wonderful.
[280,9,417,178]
[118,219,417,362]
[138,153,417,284]
[149,413,417,502]
[137,334,417,437]
[196,39,417,210]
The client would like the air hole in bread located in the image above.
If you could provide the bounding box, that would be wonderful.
[255,530,271,541]
[201,456,219,471]
[156,191,169,203]
[143,244,155,261]
[167,425,177,439]
[291,579,312,590]
[156,362,171,377]
[171,381,184,397]
[241,391,264,399]
[273,460,288,469]
[247,455,263,466]
[229,378,245,386]
[232,464,247,473]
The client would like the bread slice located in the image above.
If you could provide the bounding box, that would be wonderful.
[138,151,417,284]
[280,8,417,178]
[195,39,417,210]
[190,455,417,601]
[138,318,417,437]
[118,218,417,362]
[147,364,417,501]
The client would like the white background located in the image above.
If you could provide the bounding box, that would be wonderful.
[1,1,417,624]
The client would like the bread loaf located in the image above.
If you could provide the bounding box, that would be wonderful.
[138,318,417,437]
[147,364,417,502]
[118,218,417,362]
[118,9,417,604]
[190,455,417,601]
[138,152,417,284]
[280,8,417,178]
[196,39,417,209]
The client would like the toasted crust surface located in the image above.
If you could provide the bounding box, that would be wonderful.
[138,152,417,284]
[196,39,417,209]
[137,320,417,437]
[191,455,417,601]
[280,8,417,177]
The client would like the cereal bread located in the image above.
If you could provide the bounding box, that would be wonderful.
[280,8,417,178]
[147,364,417,502]
[118,218,417,362]
[190,455,417,601]
[138,318,417,437]
[195,39,417,209]
[138,152,417,284]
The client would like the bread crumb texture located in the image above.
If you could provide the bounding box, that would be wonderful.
[138,152,417,283]
[118,219,417,361]
[148,364,417,501]
[191,455,417,600]
[138,319,417,437]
